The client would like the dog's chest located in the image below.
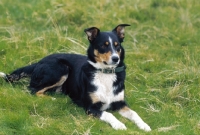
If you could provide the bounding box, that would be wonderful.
[91,72,124,110]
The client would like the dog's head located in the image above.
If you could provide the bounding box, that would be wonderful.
[85,24,130,69]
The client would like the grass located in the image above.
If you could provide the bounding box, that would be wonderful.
[0,0,200,134]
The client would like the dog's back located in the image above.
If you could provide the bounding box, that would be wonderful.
[2,53,87,95]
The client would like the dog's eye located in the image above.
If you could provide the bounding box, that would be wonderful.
[101,42,109,48]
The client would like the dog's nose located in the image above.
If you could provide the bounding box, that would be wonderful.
[112,56,119,63]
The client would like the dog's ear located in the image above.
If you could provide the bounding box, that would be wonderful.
[113,24,130,42]
[84,27,100,42]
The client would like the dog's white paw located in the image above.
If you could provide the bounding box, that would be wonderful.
[100,111,127,130]
[138,122,151,132]
[111,121,127,130]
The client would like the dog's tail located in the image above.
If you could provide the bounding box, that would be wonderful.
[0,63,37,82]
[0,72,6,78]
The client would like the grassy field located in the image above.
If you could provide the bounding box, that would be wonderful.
[0,0,200,134]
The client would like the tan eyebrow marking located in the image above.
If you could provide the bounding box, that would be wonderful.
[105,41,109,45]
[114,42,118,46]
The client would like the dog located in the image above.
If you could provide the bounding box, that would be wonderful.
[0,24,151,131]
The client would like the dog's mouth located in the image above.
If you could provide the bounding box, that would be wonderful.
[103,61,119,66]
[103,61,108,65]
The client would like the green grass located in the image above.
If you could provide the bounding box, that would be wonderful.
[0,0,200,134]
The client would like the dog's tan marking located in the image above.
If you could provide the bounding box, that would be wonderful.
[117,49,121,57]
[120,106,130,112]
[105,41,109,45]
[114,42,118,46]
[89,92,100,104]
[36,75,68,97]
[94,49,111,63]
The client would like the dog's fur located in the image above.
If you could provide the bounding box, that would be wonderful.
[0,24,151,131]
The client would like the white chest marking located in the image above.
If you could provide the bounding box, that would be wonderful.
[91,72,124,111]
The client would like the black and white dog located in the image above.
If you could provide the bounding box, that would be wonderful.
[0,24,151,131]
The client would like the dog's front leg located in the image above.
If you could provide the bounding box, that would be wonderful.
[87,108,127,130]
[119,106,151,132]
[100,111,127,130]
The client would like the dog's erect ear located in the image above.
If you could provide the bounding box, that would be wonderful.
[113,24,130,42]
[84,27,100,42]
